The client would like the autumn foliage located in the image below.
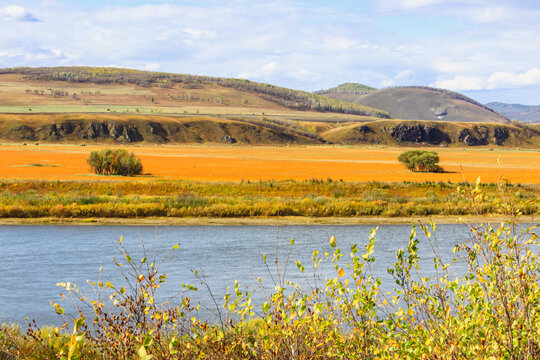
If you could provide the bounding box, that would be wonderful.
[87,148,143,176]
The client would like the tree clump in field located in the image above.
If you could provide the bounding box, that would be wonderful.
[87,148,143,176]
[398,150,442,172]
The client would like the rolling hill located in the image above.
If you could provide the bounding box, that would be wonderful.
[1,113,538,147]
[0,67,537,148]
[486,102,540,124]
[318,85,510,124]
[0,67,389,119]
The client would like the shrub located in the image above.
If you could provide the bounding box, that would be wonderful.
[87,148,143,176]
[398,150,442,172]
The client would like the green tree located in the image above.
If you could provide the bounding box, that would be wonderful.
[87,148,143,176]
[398,150,442,172]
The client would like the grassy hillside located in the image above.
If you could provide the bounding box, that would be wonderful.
[320,86,510,123]
[0,114,325,145]
[487,102,540,124]
[0,114,538,147]
[0,67,389,118]
[321,119,540,147]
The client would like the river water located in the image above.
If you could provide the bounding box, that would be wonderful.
[0,224,471,326]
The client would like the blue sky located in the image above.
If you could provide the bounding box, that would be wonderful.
[1,0,540,104]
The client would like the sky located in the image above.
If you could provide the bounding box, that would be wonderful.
[1,0,540,104]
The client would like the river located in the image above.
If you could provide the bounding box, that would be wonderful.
[0,224,471,326]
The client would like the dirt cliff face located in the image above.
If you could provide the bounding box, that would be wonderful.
[390,124,450,145]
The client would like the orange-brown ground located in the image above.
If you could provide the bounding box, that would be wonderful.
[1,144,539,183]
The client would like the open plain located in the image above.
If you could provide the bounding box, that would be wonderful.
[1,143,539,183]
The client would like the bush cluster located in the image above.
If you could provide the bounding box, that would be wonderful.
[87,148,143,176]
[398,150,442,172]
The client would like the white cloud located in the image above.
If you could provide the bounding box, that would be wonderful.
[143,63,161,71]
[288,69,319,81]
[487,68,540,89]
[321,36,357,50]
[431,68,540,91]
[262,62,277,73]
[395,70,414,80]
[375,0,446,12]
[0,5,38,22]
[236,61,278,80]
[183,28,216,39]
[431,75,485,91]
[379,70,415,87]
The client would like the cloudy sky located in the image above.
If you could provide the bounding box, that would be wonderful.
[1,0,540,104]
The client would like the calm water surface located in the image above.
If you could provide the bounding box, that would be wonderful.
[0,224,470,326]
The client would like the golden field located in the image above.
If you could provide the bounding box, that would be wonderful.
[1,144,539,183]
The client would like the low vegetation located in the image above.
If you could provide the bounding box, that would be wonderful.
[398,150,442,172]
[0,179,538,219]
[87,149,143,176]
[1,181,538,359]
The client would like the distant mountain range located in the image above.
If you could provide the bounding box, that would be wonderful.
[486,102,540,124]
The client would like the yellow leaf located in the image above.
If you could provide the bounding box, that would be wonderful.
[329,236,336,247]
[477,316,484,325]
[338,268,345,277]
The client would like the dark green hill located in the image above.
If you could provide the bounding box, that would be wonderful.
[318,86,510,123]
[486,102,540,124]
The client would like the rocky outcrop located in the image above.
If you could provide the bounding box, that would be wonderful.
[492,127,509,145]
[7,125,36,140]
[219,135,237,143]
[390,124,449,145]
[458,126,509,146]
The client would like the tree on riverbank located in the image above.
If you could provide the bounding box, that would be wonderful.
[87,148,143,176]
[398,150,442,172]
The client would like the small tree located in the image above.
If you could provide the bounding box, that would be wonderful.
[398,150,442,172]
[87,148,143,176]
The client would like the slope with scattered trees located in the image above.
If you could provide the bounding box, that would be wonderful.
[0,67,390,118]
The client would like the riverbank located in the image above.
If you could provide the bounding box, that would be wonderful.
[0,214,535,226]
[0,179,538,220]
